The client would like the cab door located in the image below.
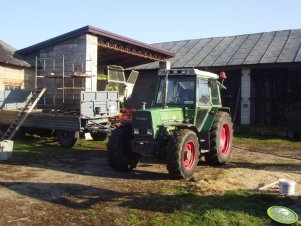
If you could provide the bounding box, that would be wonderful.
[195,78,212,130]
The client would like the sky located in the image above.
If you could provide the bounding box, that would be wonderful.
[1,0,301,49]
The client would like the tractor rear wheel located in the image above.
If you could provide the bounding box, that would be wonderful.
[166,129,200,179]
[56,130,79,148]
[205,111,233,165]
[107,125,141,171]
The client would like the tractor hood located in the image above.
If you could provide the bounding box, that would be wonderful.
[132,107,184,137]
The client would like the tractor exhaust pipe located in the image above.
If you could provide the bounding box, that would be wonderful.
[162,70,169,109]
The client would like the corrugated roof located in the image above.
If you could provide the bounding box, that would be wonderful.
[135,29,301,70]
[0,40,31,67]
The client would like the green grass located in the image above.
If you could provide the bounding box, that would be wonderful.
[124,185,297,226]
[234,134,301,150]
[11,135,106,162]
[13,135,105,151]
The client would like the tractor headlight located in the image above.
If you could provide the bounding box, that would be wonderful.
[133,128,139,135]
[147,129,153,136]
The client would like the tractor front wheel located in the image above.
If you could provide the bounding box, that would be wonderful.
[107,125,141,171]
[166,129,200,179]
[205,111,233,165]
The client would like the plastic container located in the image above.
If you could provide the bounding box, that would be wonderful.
[0,140,14,160]
[279,179,296,195]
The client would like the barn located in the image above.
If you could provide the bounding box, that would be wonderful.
[130,29,301,132]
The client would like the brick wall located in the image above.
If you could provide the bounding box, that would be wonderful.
[0,64,34,90]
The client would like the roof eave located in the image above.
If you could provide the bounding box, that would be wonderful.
[17,25,175,58]
[0,60,31,68]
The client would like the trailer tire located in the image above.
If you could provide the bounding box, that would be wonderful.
[205,111,233,165]
[90,132,108,141]
[166,129,200,179]
[107,125,141,171]
[57,130,79,148]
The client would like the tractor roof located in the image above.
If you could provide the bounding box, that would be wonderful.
[158,68,219,79]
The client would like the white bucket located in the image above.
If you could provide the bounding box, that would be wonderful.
[279,179,296,195]
[0,140,13,161]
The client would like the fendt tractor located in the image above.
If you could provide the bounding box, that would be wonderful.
[107,68,233,179]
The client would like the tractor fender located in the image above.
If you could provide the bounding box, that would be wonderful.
[173,124,200,141]
[199,107,231,151]
[216,107,230,114]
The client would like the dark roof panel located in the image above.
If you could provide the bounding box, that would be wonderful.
[185,37,224,67]
[137,28,301,69]
[0,40,31,67]
[176,38,212,67]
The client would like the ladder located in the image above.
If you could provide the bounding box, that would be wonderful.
[1,88,47,141]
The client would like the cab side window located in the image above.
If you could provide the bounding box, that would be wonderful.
[211,80,220,105]
[198,79,210,104]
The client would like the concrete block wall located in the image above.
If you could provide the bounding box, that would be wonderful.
[22,34,98,107]
[241,68,251,125]
[85,34,98,91]
[37,34,98,92]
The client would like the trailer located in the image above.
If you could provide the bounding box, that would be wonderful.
[0,56,120,147]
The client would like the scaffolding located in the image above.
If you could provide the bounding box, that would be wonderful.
[35,56,95,111]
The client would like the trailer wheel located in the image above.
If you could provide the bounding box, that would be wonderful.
[57,130,79,148]
[166,129,200,179]
[90,131,108,141]
[205,111,233,165]
[107,125,141,171]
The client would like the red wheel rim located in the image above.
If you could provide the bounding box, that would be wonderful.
[220,123,230,155]
[183,140,196,169]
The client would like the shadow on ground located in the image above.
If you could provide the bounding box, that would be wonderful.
[0,181,299,223]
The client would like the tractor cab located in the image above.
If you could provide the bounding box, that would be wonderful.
[155,68,222,108]
[152,68,224,127]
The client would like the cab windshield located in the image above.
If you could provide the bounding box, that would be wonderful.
[156,76,195,105]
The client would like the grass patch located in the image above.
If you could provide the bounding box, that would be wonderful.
[234,134,301,150]
[123,185,297,226]
[11,135,106,162]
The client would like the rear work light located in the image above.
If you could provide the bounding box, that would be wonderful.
[219,71,226,79]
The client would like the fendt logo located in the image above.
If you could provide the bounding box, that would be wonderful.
[135,117,148,121]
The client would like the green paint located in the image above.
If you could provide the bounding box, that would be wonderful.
[132,69,228,147]
[267,206,298,224]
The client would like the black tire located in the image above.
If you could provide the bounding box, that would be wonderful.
[90,131,108,141]
[56,130,79,148]
[166,129,200,179]
[205,111,233,165]
[107,125,141,171]
[154,138,169,161]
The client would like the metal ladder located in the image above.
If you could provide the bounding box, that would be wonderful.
[1,88,47,141]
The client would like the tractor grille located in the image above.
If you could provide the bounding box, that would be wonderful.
[132,111,152,128]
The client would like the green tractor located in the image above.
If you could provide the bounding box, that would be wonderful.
[107,68,233,179]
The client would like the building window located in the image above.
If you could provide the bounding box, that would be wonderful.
[5,85,21,90]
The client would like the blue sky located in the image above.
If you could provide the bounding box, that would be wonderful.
[1,0,301,49]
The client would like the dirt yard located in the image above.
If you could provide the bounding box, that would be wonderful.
[0,141,300,225]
